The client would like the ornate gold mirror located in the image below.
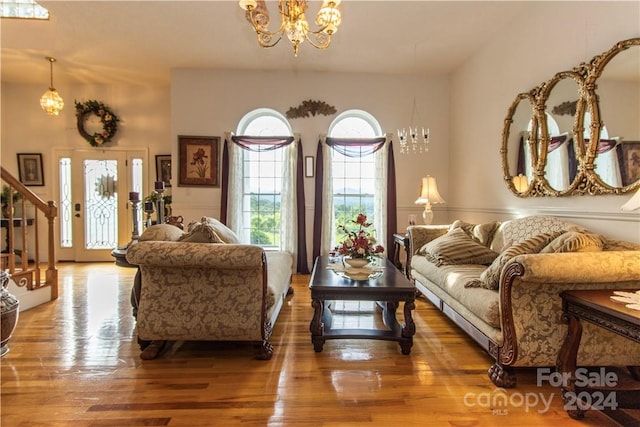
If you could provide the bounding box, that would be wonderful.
[502,37,640,197]
[585,38,640,193]
[501,92,538,196]
[539,71,586,195]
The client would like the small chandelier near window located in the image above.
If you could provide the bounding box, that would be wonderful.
[397,98,430,155]
[40,57,64,116]
[239,0,342,56]
[397,43,430,154]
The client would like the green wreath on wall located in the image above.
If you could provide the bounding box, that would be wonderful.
[75,100,120,147]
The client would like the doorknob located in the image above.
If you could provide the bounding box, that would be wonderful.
[74,203,81,218]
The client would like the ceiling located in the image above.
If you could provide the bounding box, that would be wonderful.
[1,1,531,86]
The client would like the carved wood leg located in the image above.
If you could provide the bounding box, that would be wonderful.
[310,298,325,352]
[488,363,517,388]
[382,301,401,333]
[627,366,640,381]
[254,340,274,360]
[556,312,584,420]
[130,269,141,319]
[400,300,416,355]
[137,336,151,351]
[140,340,168,360]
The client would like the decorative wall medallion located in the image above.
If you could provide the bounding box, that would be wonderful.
[75,100,120,147]
[286,100,337,119]
[551,100,578,116]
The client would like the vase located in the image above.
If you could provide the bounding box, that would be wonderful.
[344,257,369,268]
[0,270,19,357]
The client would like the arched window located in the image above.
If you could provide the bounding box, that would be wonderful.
[524,114,569,190]
[320,109,389,255]
[329,110,379,232]
[233,108,293,248]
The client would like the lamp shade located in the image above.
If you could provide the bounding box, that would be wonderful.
[512,174,528,193]
[415,176,445,205]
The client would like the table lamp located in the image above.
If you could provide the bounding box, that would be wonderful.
[414,175,445,224]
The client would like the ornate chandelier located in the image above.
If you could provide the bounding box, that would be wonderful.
[239,0,342,56]
[40,57,64,116]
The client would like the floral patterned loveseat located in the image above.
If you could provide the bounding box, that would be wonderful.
[406,215,640,388]
[126,218,293,360]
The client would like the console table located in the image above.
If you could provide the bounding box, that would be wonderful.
[557,289,640,425]
[1,218,34,258]
[392,233,409,274]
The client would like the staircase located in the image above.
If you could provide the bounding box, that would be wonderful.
[1,167,58,306]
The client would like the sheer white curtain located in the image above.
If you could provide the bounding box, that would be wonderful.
[583,115,622,187]
[225,131,245,241]
[319,135,334,255]
[280,135,298,265]
[373,136,390,254]
[594,142,622,187]
[545,134,570,190]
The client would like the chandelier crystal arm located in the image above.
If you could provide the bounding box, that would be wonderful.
[239,0,341,56]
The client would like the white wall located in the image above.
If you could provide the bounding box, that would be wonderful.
[449,1,640,242]
[171,69,451,259]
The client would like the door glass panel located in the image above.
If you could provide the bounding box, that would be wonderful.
[59,157,73,248]
[131,157,144,233]
[83,159,118,250]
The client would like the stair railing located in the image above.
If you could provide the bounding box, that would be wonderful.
[1,166,58,300]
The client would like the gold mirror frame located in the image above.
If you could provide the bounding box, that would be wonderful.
[502,37,640,197]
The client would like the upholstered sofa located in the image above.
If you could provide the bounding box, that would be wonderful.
[126,218,293,360]
[406,215,640,387]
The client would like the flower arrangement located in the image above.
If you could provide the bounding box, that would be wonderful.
[334,213,384,261]
[75,100,120,147]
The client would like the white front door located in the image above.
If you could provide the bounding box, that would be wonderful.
[72,151,130,262]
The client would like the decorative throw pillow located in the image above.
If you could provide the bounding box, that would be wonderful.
[450,220,500,247]
[419,227,499,267]
[186,220,201,233]
[138,224,185,242]
[466,231,563,290]
[178,222,224,243]
[540,231,604,253]
[200,217,240,244]
[602,238,640,251]
[500,215,584,247]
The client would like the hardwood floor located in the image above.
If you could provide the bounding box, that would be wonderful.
[0,262,624,426]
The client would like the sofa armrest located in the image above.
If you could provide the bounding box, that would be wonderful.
[126,241,265,269]
[510,251,640,283]
[497,250,640,366]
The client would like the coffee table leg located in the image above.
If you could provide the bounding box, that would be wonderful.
[556,312,585,420]
[382,301,401,333]
[310,298,325,352]
[400,300,416,355]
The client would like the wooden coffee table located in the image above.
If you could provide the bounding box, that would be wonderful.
[309,256,416,354]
